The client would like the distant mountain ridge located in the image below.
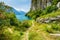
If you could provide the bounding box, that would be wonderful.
[19,11,26,15]
[12,8,26,15]
[0,2,26,15]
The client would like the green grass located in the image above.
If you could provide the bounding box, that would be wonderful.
[38,9,60,19]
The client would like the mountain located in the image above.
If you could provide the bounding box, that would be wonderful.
[12,8,26,15]
[0,2,26,15]
[19,11,26,15]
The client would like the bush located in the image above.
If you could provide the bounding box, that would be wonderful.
[52,0,60,5]
[26,10,42,19]
[0,26,22,40]
[19,20,32,31]
[42,5,58,15]
[26,5,58,20]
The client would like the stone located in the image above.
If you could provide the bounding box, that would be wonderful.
[47,2,51,7]
[49,18,59,21]
[31,0,52,11]
[44,20,50,23]
[57,2,60,9]
[57,15,60,18]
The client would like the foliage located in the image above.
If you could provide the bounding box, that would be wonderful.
[37,9,60,33]
[52,0,60,5]
[26,0,60,20]
[27,21,54,40]
[0,2,12,13]
[0,26,21,40]
[0,12,32,40]
[0,2,32,40]
[26,5,58,20]
[1,1,60,40]
[26,10,42,19]
[42,5,58,15]
[38,9,60,19]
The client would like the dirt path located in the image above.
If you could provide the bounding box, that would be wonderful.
[21,20,35,40]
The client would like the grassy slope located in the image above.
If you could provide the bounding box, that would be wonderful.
[39,9,60,19]
[22,9,60,40]
[21,20,55,40]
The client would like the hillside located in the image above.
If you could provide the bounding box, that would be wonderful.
[0,2,25,15]
[22,9,60,40]
[0,2,31,40]
[12,8,26,15]
[25,0,60,40]
[31,0,59,11]
[1,0,60,40]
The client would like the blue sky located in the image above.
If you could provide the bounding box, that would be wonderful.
[0,0,31,12]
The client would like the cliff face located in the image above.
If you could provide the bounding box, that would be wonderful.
[31,0,52,11]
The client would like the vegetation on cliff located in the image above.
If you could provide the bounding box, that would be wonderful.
[0,2,32,40]
[1,0,60,40]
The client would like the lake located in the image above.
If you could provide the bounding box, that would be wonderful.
[16,15,29,21]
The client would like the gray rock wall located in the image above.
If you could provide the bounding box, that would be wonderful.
[31,0,52,11]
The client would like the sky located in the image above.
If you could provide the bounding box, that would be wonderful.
[0,0,31,12]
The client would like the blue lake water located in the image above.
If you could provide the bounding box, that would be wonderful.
[16,15,29,21]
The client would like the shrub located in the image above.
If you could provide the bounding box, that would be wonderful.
[52,0,60,5]
[42,5,58,15]
[26,10,42,19]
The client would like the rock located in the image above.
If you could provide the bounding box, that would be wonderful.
[47,2,51,7]
[44,20,50,23]
[50,34,60,36]
[49,18,59,21]
[57,2,60,9]
[31,0,52,11]
[36,15,60,23]
[57,15,60,18]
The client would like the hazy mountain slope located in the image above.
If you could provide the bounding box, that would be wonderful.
[12,8,26,15]
[0,2,25,15]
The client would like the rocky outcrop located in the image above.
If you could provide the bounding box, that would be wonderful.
[31,0,52,11]
[36,15,60,23]
[57,2,60,9]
